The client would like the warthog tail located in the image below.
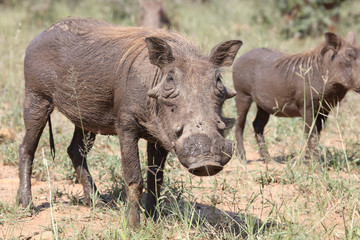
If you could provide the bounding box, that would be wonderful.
[48,116,56,160]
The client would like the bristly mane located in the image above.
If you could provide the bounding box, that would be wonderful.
[274,42,328,80]
[50,17,201,85]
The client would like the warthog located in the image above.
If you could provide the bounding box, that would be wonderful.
[233,32,360,162]
[18,17,242,227]
[139,0,171,29]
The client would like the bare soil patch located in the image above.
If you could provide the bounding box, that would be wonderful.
[1,142,357,239]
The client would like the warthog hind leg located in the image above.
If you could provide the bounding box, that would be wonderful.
[67,126,98,205]
[253,105,270,161]
[17,91,54,209]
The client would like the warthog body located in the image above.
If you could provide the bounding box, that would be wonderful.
[233,32,360,162]
[18,17,242,226]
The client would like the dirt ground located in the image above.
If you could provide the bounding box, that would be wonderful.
[1,141,356,239]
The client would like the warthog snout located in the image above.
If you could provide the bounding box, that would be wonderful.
[176,134,233,176]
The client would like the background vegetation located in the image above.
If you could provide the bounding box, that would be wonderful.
[1,0,360,239]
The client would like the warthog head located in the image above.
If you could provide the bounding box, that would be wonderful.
[321,31,360,92]
[145,37,242,176]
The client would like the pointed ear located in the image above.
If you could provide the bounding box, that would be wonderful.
[209,40,243,67]
[346,31,355,45]
[145,37,175,68]
[321,32,341,56]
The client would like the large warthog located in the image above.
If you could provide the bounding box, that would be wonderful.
[233,32,360,162]
[18,17,242,227]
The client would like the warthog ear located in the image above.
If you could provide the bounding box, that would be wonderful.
[209,40,243,67]
[321,32,340,56]
[145,37,175,68]
[346,31,356,45]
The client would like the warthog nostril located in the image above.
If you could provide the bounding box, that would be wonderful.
[188,162,223,176]
[175,125,183,138]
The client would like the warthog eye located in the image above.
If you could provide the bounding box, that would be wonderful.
[162,74,179,99]
[163,74,175,92]
[215,74,225,97]
[166,75,174,82]
[346,49,356,60]
[216,77,224,91]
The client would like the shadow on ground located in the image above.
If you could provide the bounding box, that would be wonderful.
[31,185,277,238]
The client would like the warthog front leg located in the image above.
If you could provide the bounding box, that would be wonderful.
[303,111,328,162]
[145,142,168,219]
[17,91,54,209]
[117,128,143,228]
[253,105,270,161]
[67,126,98,205]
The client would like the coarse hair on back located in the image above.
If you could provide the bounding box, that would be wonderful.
[50,17,201,74]
[274,42,328,80]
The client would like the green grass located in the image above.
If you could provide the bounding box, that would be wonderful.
[1,0,360,239]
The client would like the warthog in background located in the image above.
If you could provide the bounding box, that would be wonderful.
[18,17,242,227]
[138,0,171,29]
[233,32,360,163]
